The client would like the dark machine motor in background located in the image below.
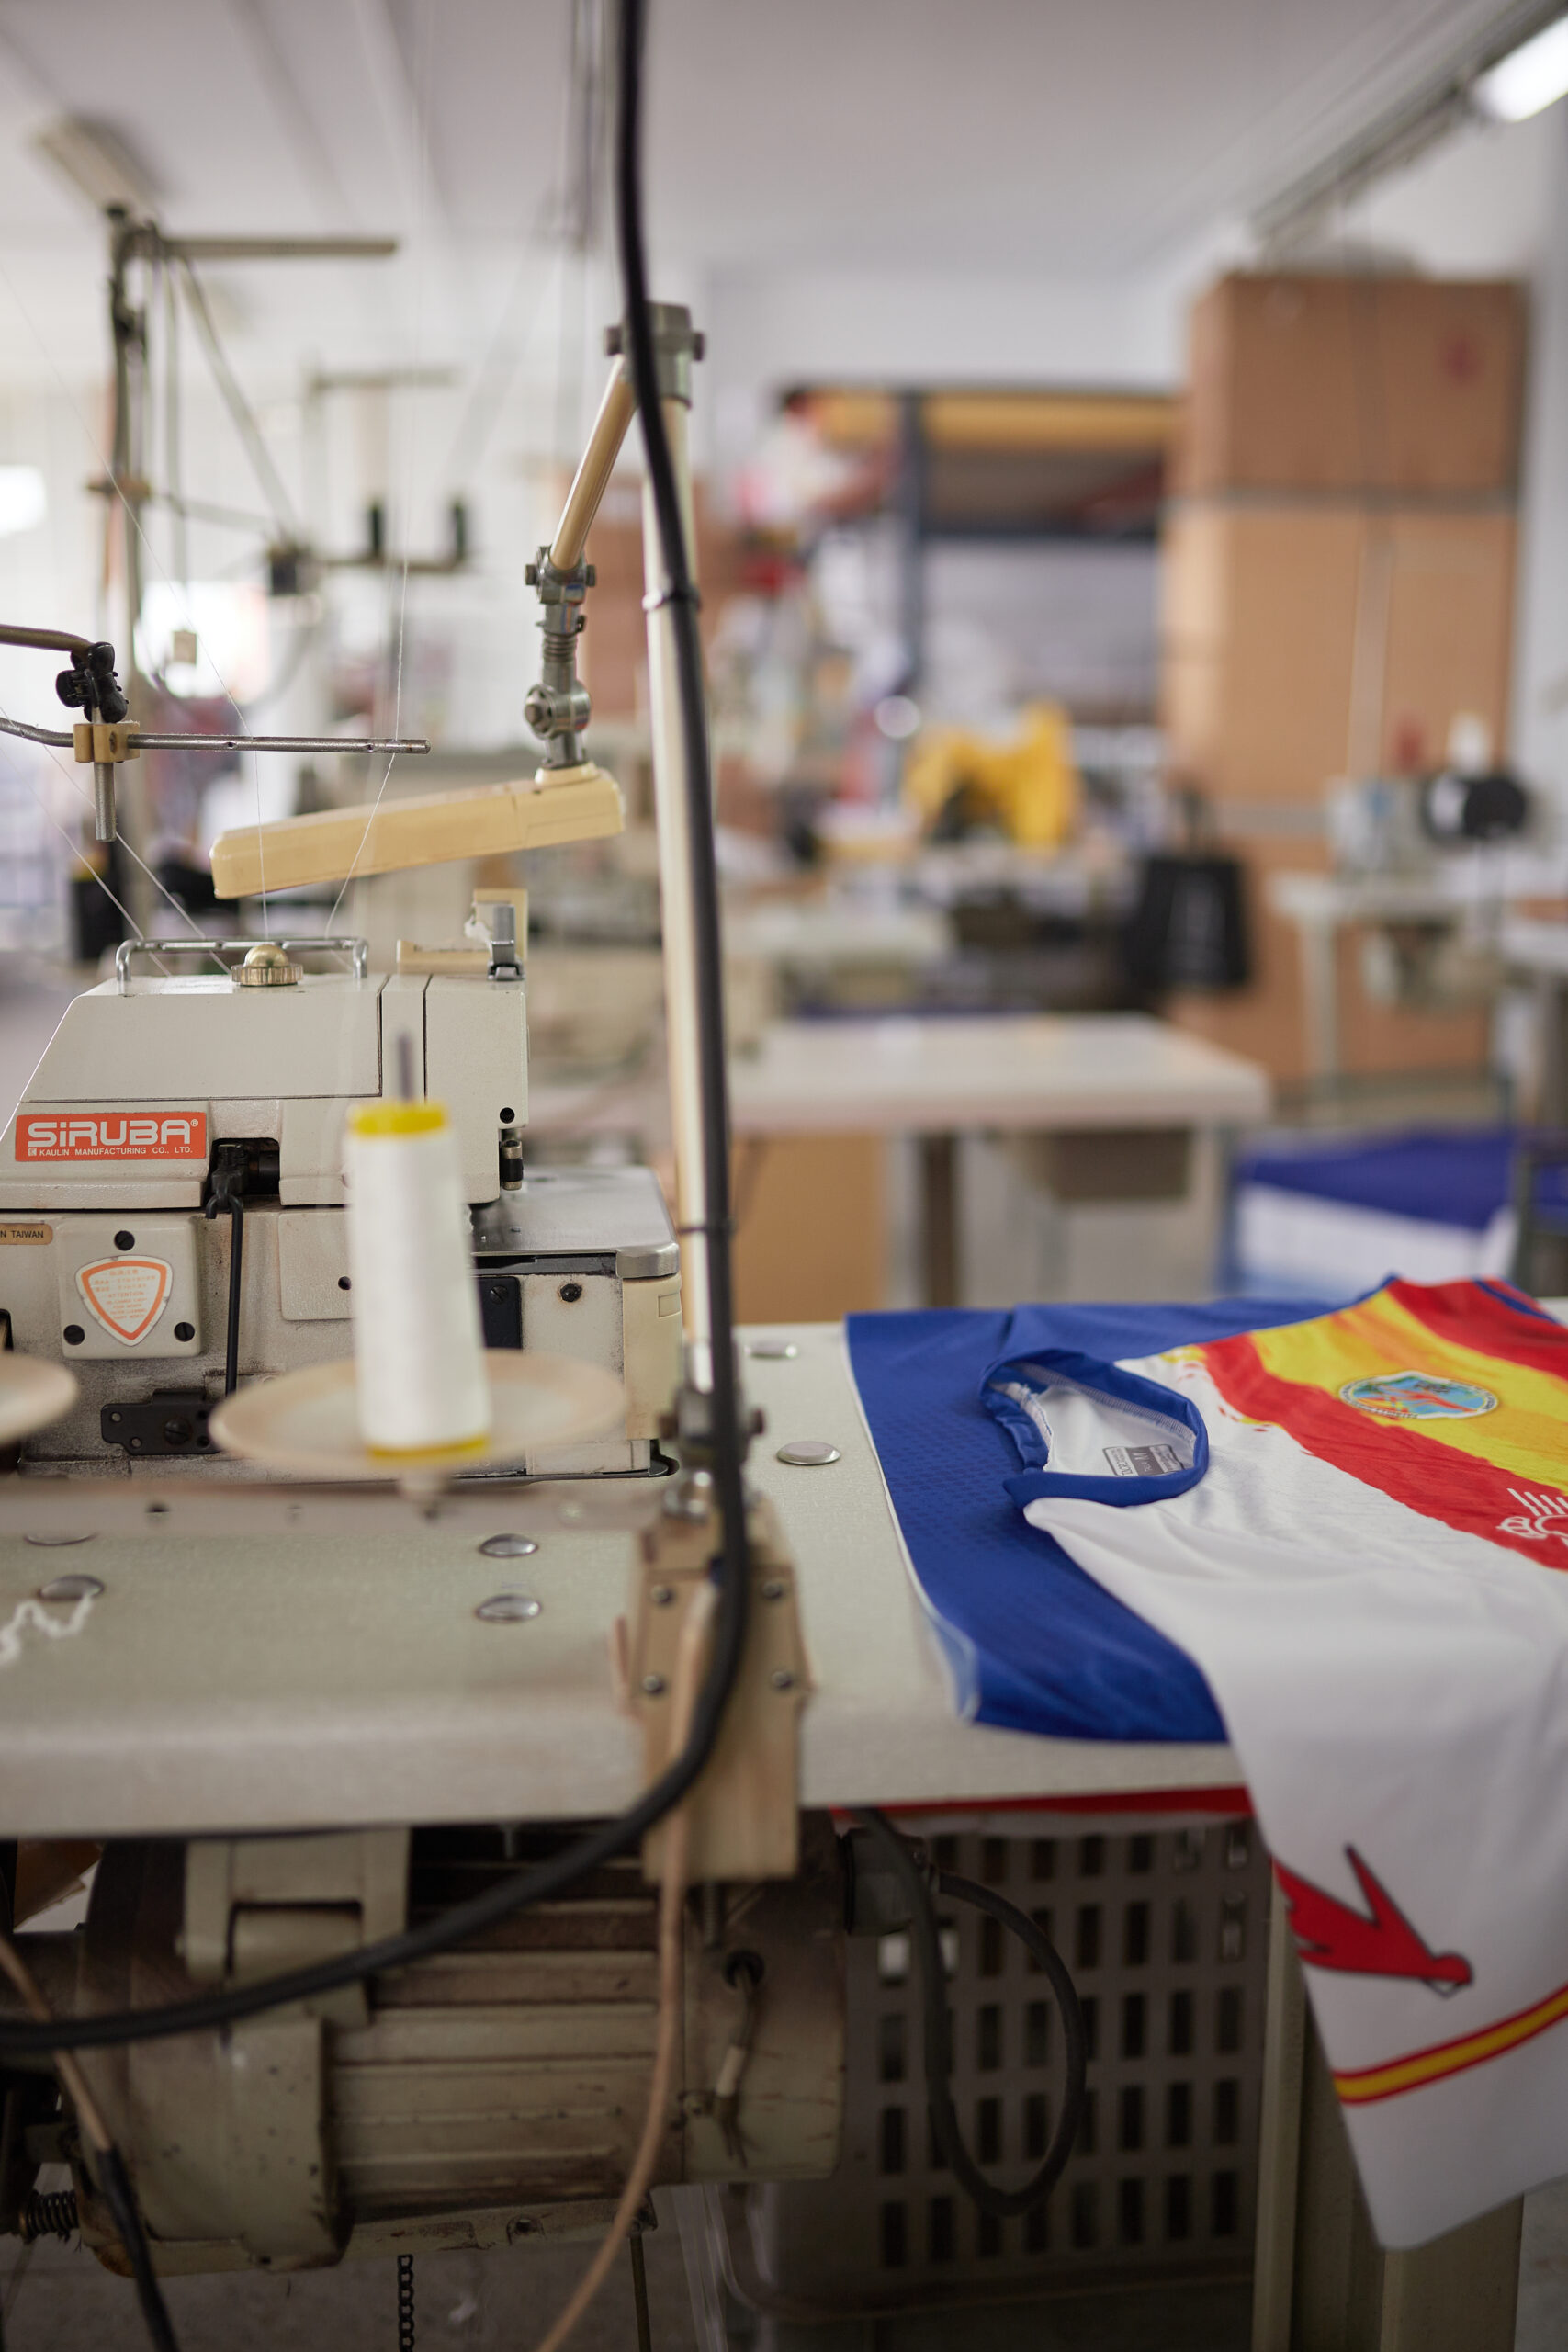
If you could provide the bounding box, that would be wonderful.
[1124,851,1250,996]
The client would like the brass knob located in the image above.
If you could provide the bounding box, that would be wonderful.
[234,943,302,989]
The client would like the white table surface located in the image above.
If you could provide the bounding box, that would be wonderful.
[0,1322,1239,1840]
[728,1013,1269,1138]
[1267,870,1478,923]
[1500,916,1568,978]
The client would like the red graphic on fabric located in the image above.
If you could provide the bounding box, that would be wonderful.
[1276,1849,1472,1993]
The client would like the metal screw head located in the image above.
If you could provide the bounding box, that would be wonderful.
[747,1338,798,1361]
[776,1440,840,1468]
[761,1577,787,1601]
[37,1575,104,1603]
[480,1533,538,1559]
[641,1672,667,1697]
[476,1592,541,1623]
[650,1584,675,1606]
[770,1668,796,1691]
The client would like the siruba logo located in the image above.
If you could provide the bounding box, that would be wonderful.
[16,1112,207,1162]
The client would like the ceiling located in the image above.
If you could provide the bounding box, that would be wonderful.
[0,0,1546,390]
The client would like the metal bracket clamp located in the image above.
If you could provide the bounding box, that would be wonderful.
[72,718,139,764]
[620,1488,809,1886]
[523,546,594,772]
[605,302,705,406]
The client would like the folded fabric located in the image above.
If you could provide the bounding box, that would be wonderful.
[982,1277,1568,2249]
[843,1295,1319,1742]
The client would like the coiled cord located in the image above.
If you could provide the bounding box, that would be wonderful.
[852,1811,1088,2220]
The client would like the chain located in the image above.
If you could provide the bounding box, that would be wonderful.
[396,2252,415,2351]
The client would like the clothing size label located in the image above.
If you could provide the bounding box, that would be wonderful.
[1103,1442,1184,1477]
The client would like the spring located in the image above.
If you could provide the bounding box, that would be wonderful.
[20,2188,77,2243]
[396,2250,415,2351]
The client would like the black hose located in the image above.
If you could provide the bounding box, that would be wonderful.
[852,1811,1088,2219]
[0,0,751,2067]
[94,2145,181,2352]
[614,0,750,1665]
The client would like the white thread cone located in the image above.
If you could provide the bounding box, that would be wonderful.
[344,1102,491,1455]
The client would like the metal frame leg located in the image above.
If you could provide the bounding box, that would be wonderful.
[919,1133,959,1307]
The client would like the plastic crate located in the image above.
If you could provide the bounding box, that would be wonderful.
[738,1809,1269,2330]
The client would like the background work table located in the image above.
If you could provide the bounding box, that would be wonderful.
[728,1012,1271,1315]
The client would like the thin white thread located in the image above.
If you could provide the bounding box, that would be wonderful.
[0,703,225,970]
[326,0,435,936]
[0,1590,96,1673]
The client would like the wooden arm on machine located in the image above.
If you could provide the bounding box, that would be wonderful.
[209,763,623,897]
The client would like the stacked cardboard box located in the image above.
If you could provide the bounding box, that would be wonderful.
[1160,273,1526,1084]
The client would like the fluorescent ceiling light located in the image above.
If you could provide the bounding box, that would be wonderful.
[1474,14,1568,121]
[0,469,47,538]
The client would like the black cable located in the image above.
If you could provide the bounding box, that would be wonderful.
[628,2231,653,2352]
[614,0,750,1648]
[0,0,751,2070]
[852,1811,1087,2219]
[94,2145,181,2352]
[203,1187,243,1396]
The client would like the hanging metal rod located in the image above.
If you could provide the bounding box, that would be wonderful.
[0,715,427,756]
[116,231,400,265]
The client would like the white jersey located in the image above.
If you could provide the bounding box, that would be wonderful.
[985,1278,1568,2248]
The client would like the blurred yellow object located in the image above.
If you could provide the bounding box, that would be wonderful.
[902,701,1079,849]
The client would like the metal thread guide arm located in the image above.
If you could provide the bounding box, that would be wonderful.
[522,308,703,781]
[0,622,427,846]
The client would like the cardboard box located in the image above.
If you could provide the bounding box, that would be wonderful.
[583,484,741,717]
[1161,503,1516,796]
[732,1134,886,1322]
[1162,504,1365,798]
[1179,274,1525,496]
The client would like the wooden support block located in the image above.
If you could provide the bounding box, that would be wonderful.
[73,720,140,763]
[622,1493,808,1885]
[210,764,623,898]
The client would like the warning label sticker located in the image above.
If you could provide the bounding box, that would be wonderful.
[75,1257,173,1345]
[17,1112,207,1162]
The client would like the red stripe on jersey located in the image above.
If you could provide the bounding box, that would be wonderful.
[1387,1280,1568,1384]
[1199,1332,1568,1565]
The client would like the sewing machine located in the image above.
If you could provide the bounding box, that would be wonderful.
[0,907,680,1479]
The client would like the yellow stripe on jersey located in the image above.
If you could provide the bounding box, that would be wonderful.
[1245,1290,1568,1488]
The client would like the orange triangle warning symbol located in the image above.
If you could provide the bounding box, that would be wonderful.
[76,1257,173,1345]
